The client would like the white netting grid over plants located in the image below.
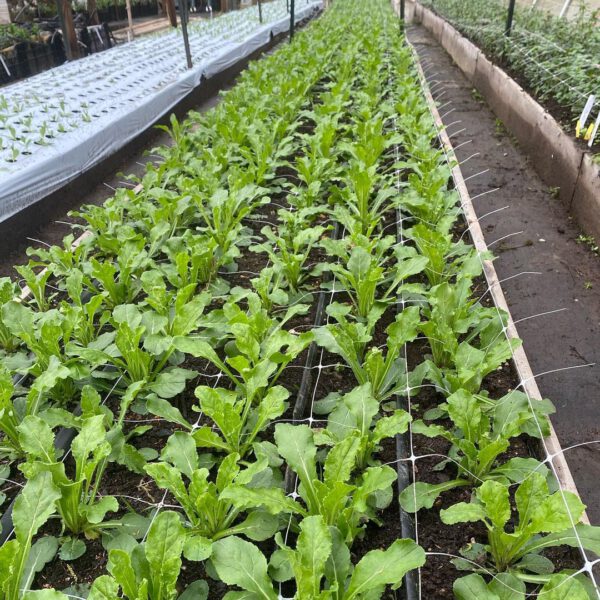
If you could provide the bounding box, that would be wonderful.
[405,34,600,599]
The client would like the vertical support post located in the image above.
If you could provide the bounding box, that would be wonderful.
[559,0,573,18]
[505,0,516,36]
[289,0,295,40]
[125,0,134,40]
[87,0,100,25]
[180,0,193,68]
[257,0,262,23]
[165,0,177,26]
[55,0,80,60]
[400,0,404,20]
[0,0,10,24]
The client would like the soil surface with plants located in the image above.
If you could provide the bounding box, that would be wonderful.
[408,24,600,526]
[0,3,599,600]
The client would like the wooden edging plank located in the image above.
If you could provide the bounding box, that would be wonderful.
[405,35,590,525]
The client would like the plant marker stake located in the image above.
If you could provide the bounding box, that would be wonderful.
[588,112,600,148]
[289,0,295,40]
[55,0,81,60]
[0,55,10,77]
[181,0,193,69]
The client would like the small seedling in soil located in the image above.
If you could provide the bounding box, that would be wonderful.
[548,186,560,199]
[471,88,484,102]
[494,118,506,136]
[576,233,599,255]
[584,281,593,289]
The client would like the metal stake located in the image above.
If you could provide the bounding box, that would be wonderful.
[181,0,193,68]
[505,0,516,35]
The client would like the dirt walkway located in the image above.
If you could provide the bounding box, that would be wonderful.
[408,25,600,524]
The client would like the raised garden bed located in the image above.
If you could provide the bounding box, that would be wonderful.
[0,0,598,598]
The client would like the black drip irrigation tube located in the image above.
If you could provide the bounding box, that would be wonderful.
[0,399,79,543]
[394,206,420,600]
[284,221,341,495]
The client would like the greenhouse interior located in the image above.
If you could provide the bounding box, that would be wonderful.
[1,0,600,597]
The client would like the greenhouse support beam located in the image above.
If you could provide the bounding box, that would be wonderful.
[180,0,193,68]
[125,0,134,40]
[87,0,100,24]
[56,0,81,60]
[505,0,516,35]
[165,0,177,26]
[559,0,572,18]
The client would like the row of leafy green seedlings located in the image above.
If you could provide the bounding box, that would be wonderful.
[1,2,596,597]
[377,13,600,600]
[0,3,427,597]
[0,8,352,597]
[419,0,600,129]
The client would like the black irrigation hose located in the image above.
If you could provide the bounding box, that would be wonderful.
[291,224,340,422]
[394,205,420,600]
[0,416,79,543]
[284,221,341,495]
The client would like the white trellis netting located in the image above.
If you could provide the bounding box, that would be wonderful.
[406,35,600,598]
[0,0,321,224]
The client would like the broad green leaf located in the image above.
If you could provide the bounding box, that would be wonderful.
[183,535,212,562]
[211,537,277,599]
[161,432,199,479]
[146,396,191,430]
[440,502,487,526]
[81,496,119,524]
[399,480,469,512]
[17,416,55,462]
[59,537,86,561]
[145,511,186,600]
[107,549,137,599]
[274,424,318,508]
[71,414,107,467]
[488,573,526,600]
[88,575,121,600]
[13,472,61,545]
[292,516,332,598]
[149,368,195,400]
[21,536,59,592]
[345,539,426,598]
[323,434,360,486]
[372,411,411,444]
[221,485,305,516]
[530,491,585,535]
[178,580,209,600]
[525,523,600,556]
[229,510,280,542]
[453,574,498,600]
[540,573,590,599]
[479,480,510,530]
